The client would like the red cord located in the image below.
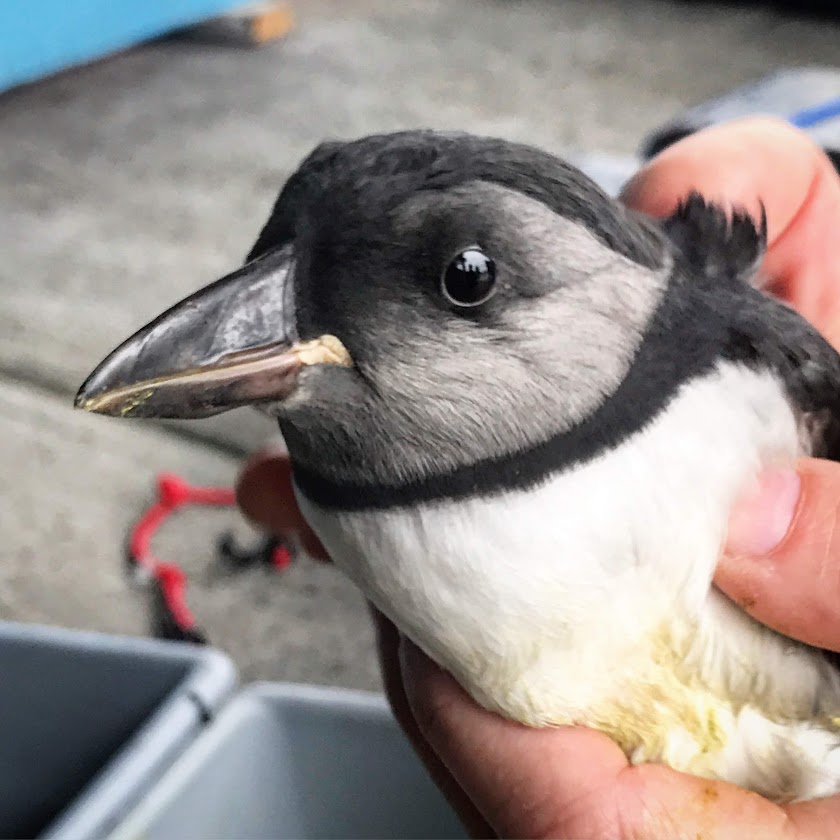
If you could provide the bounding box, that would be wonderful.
[157,473,235,508]
[127,472,256,639]
[131,502,173,571]
[272,544,293,570]
[155,563,196,630]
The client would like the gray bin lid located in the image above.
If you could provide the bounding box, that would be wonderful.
[0,621,235,839]
[109,682,468,840]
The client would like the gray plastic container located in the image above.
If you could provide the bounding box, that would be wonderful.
[0,621,236,839]
[109,682,467,840]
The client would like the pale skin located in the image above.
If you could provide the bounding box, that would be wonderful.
[236,117,840,839]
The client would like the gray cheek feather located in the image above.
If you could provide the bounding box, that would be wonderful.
[384,186,670,444]
[285,186,672,486]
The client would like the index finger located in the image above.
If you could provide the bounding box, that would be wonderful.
[621,116,840,347]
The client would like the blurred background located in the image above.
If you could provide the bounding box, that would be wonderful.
[1,0,839,691]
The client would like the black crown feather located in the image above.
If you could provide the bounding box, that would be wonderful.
[662,192,767,284]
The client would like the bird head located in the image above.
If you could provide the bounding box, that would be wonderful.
[76,131,679,497]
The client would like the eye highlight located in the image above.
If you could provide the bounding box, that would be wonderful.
[441,246,497,308]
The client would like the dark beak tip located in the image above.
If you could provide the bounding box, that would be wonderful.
[73,369,107,412]
[73,389,98,413]
[73,377,92,409]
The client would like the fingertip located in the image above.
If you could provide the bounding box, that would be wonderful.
[235,447,294,529]
[621,116,840,340]
[620,116,821,241]
[725,468,802,559]
[234,447,330,562]
[717,458,840,650]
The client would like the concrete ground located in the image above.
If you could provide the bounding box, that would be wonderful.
[1,0,838,688]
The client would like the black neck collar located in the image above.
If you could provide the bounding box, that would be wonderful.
[292,273,740,512]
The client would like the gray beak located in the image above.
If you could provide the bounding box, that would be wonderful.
[74,244,352,419]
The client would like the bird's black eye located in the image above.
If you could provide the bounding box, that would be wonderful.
[441,247,497,308]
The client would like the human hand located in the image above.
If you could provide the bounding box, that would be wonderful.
[236,116,840,838]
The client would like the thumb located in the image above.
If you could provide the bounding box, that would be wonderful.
[717,458,840,651]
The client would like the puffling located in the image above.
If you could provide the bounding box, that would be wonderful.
[77,130,840,802]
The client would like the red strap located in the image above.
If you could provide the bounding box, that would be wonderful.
[129,501,170,571]
[127,473,246,638]
[271,544,293,570]
[154,562,196,630]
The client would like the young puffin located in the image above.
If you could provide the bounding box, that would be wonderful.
[77,130,840,802]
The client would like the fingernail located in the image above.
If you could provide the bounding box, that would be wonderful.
[726,468,801,556]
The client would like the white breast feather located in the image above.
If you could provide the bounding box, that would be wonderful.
[296,360,840,802]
